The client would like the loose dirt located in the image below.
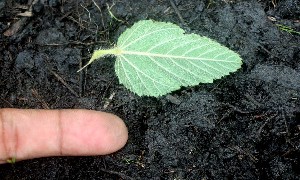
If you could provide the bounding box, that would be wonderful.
[1,0,299,179]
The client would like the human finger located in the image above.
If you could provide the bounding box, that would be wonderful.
[0,109,128,164]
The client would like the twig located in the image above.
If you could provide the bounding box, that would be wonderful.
[31,89,50,109]
[49,69,79,97]
[78,58,84,97]
[106,3,124,23]
[0,97,14,107]
[103,92,115,110]
[282,109,291,144]
[169,0,186,25]
[256,113,277,140]
[34,40,107,46]
[92,0,105,28]
[80,3,92,24]
[3,17,29,36]
[67,16,88,30]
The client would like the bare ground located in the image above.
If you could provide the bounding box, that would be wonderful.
[0,0,299,179]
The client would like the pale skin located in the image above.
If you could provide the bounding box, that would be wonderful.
[0,108,128,164]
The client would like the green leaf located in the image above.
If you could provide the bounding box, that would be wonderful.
[79,20,242,97]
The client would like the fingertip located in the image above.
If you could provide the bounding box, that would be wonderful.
[94,112,128,154]
[111,113,129,149]
[61,110,128,155]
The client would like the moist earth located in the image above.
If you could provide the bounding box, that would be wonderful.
[0,0,300,179]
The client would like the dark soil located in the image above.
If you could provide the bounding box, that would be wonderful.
[1,0,300,179]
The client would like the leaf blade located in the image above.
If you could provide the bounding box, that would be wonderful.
[115,20,242,97]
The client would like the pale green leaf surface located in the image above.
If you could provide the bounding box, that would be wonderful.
[80,20,242,97]
[114,20,242,97]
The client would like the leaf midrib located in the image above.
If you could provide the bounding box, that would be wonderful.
[119,50,240,63]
